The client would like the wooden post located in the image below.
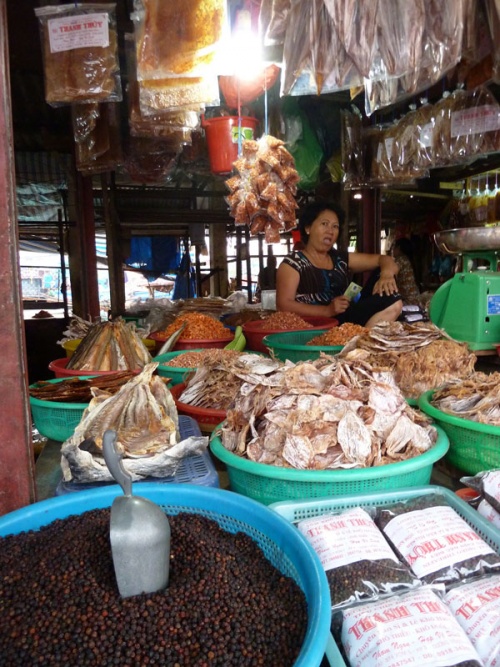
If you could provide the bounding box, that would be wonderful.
[0,0,36,515]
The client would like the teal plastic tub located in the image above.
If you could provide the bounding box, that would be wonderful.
[155,349,204,385]
[263,329,343,362]
[29,378,91,441]
[270,484,500,667]
[210,426,449,505]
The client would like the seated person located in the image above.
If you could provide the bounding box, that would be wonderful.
[276,202,402,327]
[391,237,421,305]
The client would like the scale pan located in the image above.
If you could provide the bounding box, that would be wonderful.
[434,227,500,254]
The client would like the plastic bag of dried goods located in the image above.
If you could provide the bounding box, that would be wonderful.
[444,575,500,667]
[341,109,365,190]
[297,507,420,610]
[132,0,227,81]
[393,105,430,181]
[335,587,482,667]
[377,494,500,585]
[462,469,500,515]
[478,499,500,530]
[259,0,291,46]
[34,3,122,107]
[431,89,469,167]
[415,98,436,169]
[73,103,123,175]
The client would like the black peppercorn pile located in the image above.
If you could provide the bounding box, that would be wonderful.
[0,509,308,666]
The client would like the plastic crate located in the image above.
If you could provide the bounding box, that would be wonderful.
[209,426,449,505]
[270,484,500,667]
[0,485,331,667]
[263,329,343,362]
[243,317,338,354]
[418,390,500,474]
[170,383,226,434]
[55,416,219,494]
[29,378,92,441]
[155,349,204,385]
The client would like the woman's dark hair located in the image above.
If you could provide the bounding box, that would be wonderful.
[297,201,346,244]
[393,237,414,259]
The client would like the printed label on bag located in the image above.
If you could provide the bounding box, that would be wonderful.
[298,507,398,571]
[384,505,494,578]
[451,105,500,137]
[445,576,500,666]
[48,13,109,53]
[341,588,481,667]
[231,126,254,143]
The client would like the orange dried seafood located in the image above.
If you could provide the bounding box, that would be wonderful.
[225,135,299,244]
[157,312,230,340]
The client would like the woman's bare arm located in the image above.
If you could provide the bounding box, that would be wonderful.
[275,263,346,317]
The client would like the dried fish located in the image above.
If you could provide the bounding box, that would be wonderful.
[431,372,500,426]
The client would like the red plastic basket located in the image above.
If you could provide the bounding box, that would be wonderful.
[169,383,226,434]
[149,332,234,354]
[242,316,338,354]
[48,357,142,379]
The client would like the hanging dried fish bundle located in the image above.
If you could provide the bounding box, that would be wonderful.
[66,319,152,371]
[225,135,299,244]
[220,356,437,470]
[339,321,476,399]
[61,363,208,483]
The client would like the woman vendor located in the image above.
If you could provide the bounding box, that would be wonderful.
[276,202,403,327]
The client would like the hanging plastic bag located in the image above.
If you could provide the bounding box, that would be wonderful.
[34,3,122,107]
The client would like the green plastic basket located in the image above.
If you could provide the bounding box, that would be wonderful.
[419,390,500,474]
[263,329,343,362]
[209,426,449,505]
[29,378,90,442]
[155,349,204,386]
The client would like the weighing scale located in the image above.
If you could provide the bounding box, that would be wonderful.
[429,227,500,352]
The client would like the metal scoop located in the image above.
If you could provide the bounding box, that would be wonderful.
[102,429,171,598]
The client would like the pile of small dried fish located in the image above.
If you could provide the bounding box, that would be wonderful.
[339,321,476,399]
[220,356,438,470]
[29,372,137,403]
[61,363,208,483]
[157,312,229,340]
[308,323,368,346]
[431,372,500,426]
[178,354,282,410]
[66,319,152,371]
[261,312,312,329]
[225,135,299,243]
[160,349,242,368]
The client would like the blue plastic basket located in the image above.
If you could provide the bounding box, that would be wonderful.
[0,485,331,667]
[270,485,500,667]
[55,416,219,494]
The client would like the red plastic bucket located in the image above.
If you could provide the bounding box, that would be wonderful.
[201,115,259,173]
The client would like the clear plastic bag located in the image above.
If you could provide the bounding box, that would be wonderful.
[73,102,123,175]
[461,469,500,515]
[377,494,500,586]
[34,3,122,107]
[341,109,365,190]
[132,0,227,81]
[335,587,483,667]
[259,0,291,47]
[444,575,500,667]
[297,507,420,610]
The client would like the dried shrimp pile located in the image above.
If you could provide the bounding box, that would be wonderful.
[308,323,367,346]
[225,135,299,244]
[431,372,500,426]
[178,354,282,411]
[261,311,312,330]
[220,356,437,470]
[157,312,229,340]
[29,372,137,403]
[160,349,243,368]
[339,321,476,399]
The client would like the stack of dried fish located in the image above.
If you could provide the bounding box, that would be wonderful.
[430,372,500,426]
[178,354,282,410]
[225,135,299,244]
[220,356,437,470]
[29,373,137,403]
[66,319,152,371]
[339,321,476,399]
[61,363,208,483]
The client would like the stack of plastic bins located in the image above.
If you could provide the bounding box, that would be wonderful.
[55,415,219,495]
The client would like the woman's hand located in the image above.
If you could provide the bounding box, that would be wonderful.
[329,296,350,316]
[373,272,398,296]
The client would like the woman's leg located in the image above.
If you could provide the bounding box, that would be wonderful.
[365,300,403,327]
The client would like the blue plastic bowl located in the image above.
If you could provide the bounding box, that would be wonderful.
[0,484,331,667]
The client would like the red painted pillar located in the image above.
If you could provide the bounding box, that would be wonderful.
[0,1,36,516]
